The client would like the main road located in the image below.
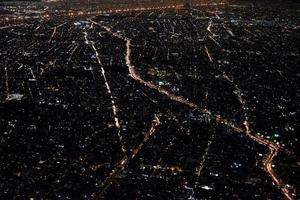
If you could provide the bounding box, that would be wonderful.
[90,17,294,200]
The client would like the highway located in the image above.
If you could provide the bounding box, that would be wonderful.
[91,18,295,200]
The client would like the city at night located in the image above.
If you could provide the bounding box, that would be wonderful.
[0,0,299,199]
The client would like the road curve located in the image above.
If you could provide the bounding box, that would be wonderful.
[90,18,294,200]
